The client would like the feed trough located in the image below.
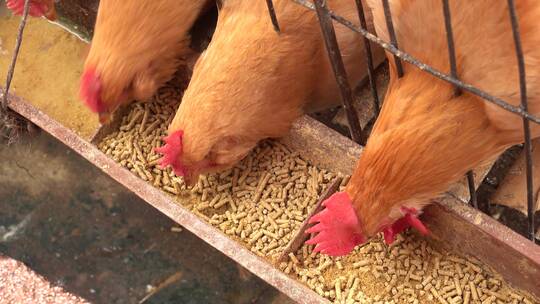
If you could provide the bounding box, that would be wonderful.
[1,1,539,303]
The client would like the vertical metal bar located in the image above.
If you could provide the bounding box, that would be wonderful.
[441,0,478,207]
[441,0,460,96]
[265,0,281,33]
[354,0,380,115]
[313,0,364,144]
[1,0,31,144]
[507,0,535,241]
[466,171,478,209]
[381,0,404,77]
[2,0,31,111]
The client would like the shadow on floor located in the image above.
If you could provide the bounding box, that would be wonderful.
[0,132,292,304]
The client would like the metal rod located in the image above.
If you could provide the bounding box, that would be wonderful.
[1,0,31,111]
[291,0,540,125]
[466,171,478,209]
[381,0,403,77]
[355,0,380,115]
[265,0,281,33]
[441,0,461,96]
[313,0,364,144]
[507,0,535,241]
[441,0,479,207]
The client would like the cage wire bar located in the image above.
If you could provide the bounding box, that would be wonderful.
[381,0,403,78]
[354,0,379,115]
[1,0,30,115]
[265,0,281,33]
[1,0,31,145]
[313,0,365,144]
[507,0,535,241]
[440,0,478,209]
[286,0,538,242]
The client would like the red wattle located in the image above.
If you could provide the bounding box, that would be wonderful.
[383,207,429,244]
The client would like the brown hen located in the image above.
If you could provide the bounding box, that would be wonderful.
[157,0,384,184]
[80,0,210,124]
[307,0,540,256]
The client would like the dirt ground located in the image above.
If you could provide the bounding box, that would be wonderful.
[0,132,293,304]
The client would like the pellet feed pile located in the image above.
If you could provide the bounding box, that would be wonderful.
[97,85,537,304]
[97,85,343,259]
[281,233,535,304]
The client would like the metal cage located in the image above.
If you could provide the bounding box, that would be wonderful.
[264,0,538,242]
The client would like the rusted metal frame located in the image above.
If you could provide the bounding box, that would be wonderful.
[1,0,30,111]
[291,0,540,125]
[354,0,380,115]
[265,0,281,33]
[312,0,365,144]
[381,0,403,78]
[441,0,478,209]
[507,0,536,242]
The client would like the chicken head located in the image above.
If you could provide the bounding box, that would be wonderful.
[80,0,209,124]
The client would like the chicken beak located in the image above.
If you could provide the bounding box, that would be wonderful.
[98,112,111,125]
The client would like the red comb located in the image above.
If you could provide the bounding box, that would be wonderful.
[6,0,48,17]
[80,68,105,113]
[383,207,429,244]
[155,130,187,176]
[305,192,365,256]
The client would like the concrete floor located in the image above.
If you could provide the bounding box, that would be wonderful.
[0,131,293,304]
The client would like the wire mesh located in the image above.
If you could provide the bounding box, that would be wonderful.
[287,0,538,242]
